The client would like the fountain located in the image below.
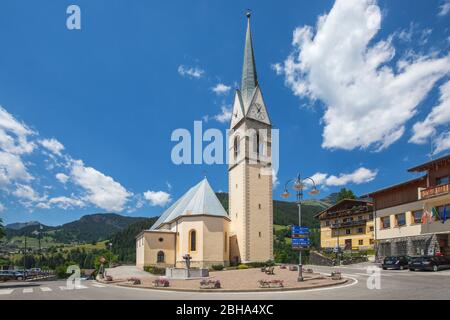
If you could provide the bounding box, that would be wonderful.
[165,254,209,279]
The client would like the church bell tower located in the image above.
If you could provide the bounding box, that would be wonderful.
[228,12,273,263]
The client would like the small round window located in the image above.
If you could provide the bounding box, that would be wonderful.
[158,237,164,242]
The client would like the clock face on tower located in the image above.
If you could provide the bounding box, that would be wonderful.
[249,102,266,121]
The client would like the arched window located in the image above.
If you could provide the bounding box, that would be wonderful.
[189,230,197,252]
[233,136,240,159]
[157,251,165,263]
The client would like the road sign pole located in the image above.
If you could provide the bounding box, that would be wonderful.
[297,200,303,282]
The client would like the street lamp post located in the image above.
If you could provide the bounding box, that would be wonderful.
[108,243,113,269]
[282,173,319,282]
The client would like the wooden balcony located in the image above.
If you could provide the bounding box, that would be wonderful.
[330,219,368,229]
[420,183,450,199]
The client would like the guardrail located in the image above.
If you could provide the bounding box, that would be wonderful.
[420,183,450,199]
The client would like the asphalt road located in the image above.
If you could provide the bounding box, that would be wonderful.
[1,264,449,300]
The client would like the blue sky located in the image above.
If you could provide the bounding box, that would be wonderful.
[0,0,449,226]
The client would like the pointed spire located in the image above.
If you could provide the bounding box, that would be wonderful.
[241,10,258,104]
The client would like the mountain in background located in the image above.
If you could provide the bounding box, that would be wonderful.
[6,221,41,230]
[5,213,147,244]
[320,192,339,205]
[216,192,329,227]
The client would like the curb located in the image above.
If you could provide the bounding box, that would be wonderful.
[112,278,348,293]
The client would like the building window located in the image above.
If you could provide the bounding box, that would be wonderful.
[437,205,449,221]
[395,213,406,227]
[357,227,364,234]
[158,237,163,242]
[369,213,374,220]
[233,136,240,159]
[436,176,449,186]
[358,240,363,246]
[412,210,422,224]
[345,229,351,235]
[258,204,261,209]
[259,232,262,237]
[370,239,374,245]
[224,232,228,252]
[189,230,197,252]
[369,226,374,231]
[358,216,363,221]
[325,220,330,227]
[157,251,165,263]
[381,216,390,229]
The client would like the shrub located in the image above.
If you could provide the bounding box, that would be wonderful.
[200,279,221,289]
[211,264,224,271]
[144,266,166,275]
[247,262,266,268]
[238,264,249,269]
[288,265,298,271]
[127,277,141,285]
[258,279,284,288]
[153,278,170,287]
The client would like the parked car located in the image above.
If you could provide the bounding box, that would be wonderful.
[382,256,410,270]
[0,270,26,281]
[409,256,450,272]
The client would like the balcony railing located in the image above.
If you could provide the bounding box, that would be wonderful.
[420,183,450,199]
[330,219,368,229]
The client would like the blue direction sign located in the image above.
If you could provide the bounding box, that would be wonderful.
[292,226,310,236]
[292,238,311,250]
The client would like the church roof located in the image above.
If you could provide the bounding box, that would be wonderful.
[150,178,228,230]
[241,12,258,105]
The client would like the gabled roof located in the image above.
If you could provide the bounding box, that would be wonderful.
[150,178,228,230]
[362,176,427,197]
[314,198,374,219]
[408,154,450,172]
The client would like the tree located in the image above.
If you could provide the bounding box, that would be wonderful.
[336,188,356,202]
[0,218,5,240]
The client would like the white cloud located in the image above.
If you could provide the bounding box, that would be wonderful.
[438,1,450,16]
[56,173,69,184]
[433,131,450,155]
[272,170,279,189]
[0,106,35,155]
[166,181,172,191]
[0,151,33,187]
[410,80,450,144]
[178,65,205,79]
[271,63,284,75]
[0,107,35,189]
[212,83,231,95]
[144,190,172,207]
[48,196,85,210]
[0,202,5,212]
[40,138,65,156]
[307,167,378,187]
[13,184,43,202]
[275,0,450,151]
[213,105,232,123]
[70,159,132,212]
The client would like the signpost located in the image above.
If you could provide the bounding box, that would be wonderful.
[291,226,310,251]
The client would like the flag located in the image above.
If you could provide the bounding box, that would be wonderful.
[442,206,447,224]
[431,207,440,223]
[421,208,428,224]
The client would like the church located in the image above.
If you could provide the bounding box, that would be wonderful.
[136,13,273,269]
